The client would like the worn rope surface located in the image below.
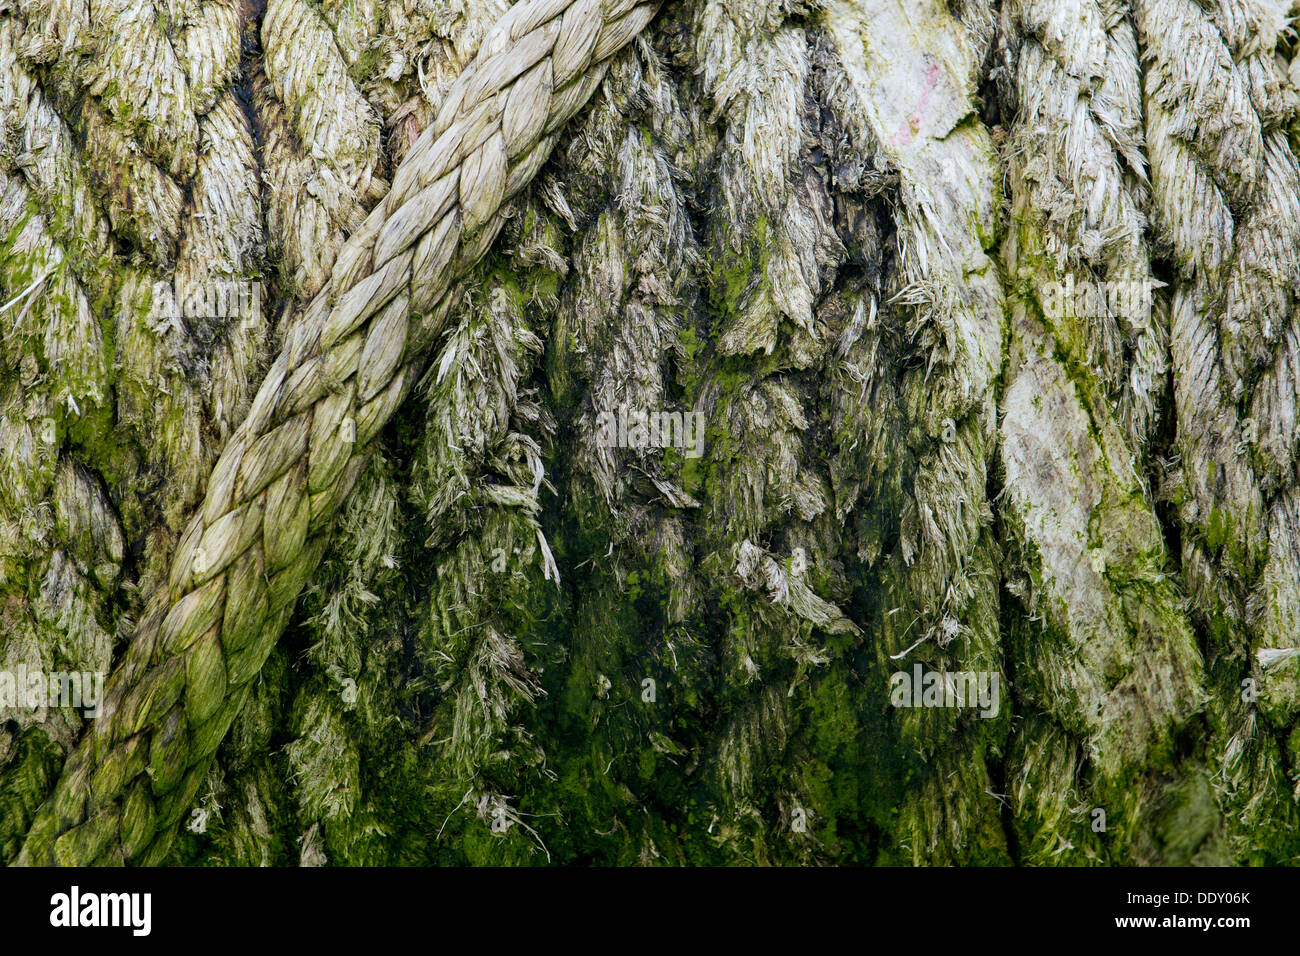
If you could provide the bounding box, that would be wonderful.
[16,0,661,866]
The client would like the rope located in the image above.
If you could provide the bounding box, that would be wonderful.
[16,0,662,866]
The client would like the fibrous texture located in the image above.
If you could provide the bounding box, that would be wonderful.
[1137,0,1300,859]
[821,0,1008,861]
[14,0,662,865]
[998,0,1208,863]
[5,0,1300,867]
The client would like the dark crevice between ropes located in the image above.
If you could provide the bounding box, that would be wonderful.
[986,407,1020,865]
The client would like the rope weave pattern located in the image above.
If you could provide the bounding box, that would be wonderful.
[16,0,661,866]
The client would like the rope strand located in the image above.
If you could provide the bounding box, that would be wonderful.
[16,0,662,866]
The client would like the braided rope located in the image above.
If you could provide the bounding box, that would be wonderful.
[998,3,1207,862]
[15,0,661,866]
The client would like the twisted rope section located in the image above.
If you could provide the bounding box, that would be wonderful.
[16,0,661,866]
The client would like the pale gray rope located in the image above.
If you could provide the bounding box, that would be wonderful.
[16,0,661,866]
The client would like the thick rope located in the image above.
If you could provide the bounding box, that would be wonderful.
[16,0,661,866]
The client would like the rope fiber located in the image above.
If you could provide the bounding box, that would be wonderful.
[16,0,662,866]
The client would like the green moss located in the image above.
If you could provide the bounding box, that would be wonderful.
[706,215,771,318]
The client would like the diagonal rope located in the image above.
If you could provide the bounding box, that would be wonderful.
[16,0,662,866]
